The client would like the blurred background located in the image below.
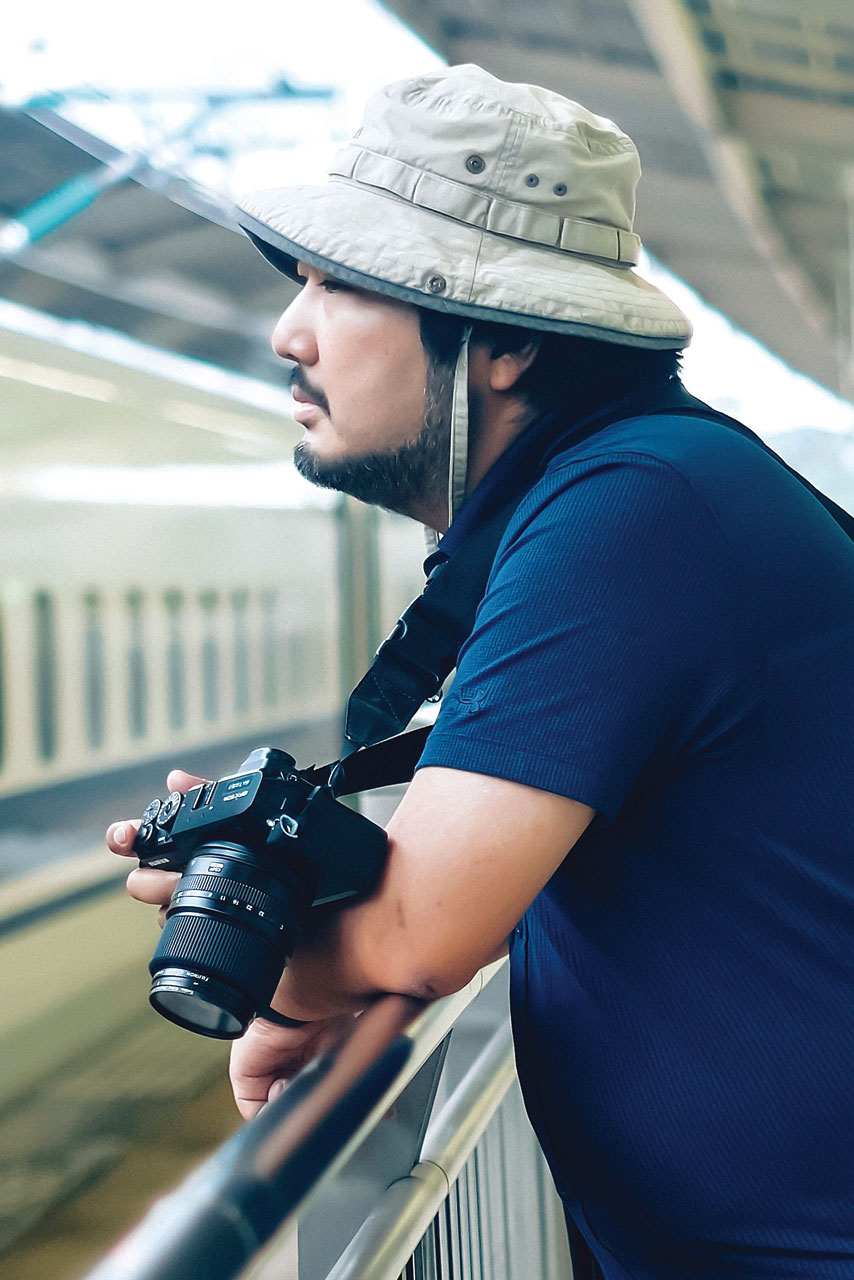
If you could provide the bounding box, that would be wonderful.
[1,1,853,1275]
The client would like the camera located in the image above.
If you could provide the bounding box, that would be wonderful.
[133,746,387,1039]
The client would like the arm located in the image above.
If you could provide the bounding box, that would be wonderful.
[267,764,593,1019]
[111,766,592,1115]
[227,766,592,1115]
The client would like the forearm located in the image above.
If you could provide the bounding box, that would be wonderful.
[267,766,592,1023]
[271,912,509,1022]
[270,871,510,1023]
[269,902,391,1021]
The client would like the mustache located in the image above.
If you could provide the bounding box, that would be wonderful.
[289,366,330,414]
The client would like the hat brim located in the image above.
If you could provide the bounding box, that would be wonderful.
[237,180,691,350]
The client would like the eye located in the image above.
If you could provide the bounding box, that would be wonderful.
[320,278,349,293]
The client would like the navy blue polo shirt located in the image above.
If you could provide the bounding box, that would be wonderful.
[417,405,854,1278]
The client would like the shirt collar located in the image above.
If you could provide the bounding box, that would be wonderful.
[426,375,678,573]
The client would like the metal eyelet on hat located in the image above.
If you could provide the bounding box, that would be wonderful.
[466,154,485,174]
[526,174,540,188]
[553,182,568,196]
[427,275,447,294]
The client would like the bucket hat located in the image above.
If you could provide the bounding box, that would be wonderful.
[236,63,692,350]
[238,65,692,531]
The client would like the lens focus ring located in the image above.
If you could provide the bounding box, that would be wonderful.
[172,873,284,925]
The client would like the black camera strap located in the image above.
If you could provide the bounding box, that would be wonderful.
[317,378,854,798]
[302,724,433,795]
[342,496,520,749]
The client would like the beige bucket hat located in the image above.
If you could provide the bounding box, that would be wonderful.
[237,63,691,349]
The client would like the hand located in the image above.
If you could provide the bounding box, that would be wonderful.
[229,1012,354,1119]
[106,769,205,923]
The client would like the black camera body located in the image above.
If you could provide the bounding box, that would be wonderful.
[133,746,387,1040]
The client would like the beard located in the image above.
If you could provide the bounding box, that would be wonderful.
[292,354,454,519]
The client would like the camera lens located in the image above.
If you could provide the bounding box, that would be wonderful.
[148,842,311,1039]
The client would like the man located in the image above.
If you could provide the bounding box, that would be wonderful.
[109,66,854,1278]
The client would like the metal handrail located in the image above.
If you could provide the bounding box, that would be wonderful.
[83,958,507,1280]
[324,1021,516,1280]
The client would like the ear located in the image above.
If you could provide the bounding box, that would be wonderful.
[488,339,541,392]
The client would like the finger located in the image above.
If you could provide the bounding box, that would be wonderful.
[166,769,206,795]
[229,1020,319,1119]
[232,1076,274,1120]
[106,819,141,855]
[126,866,179,906]
[267,1078,289,1105]
[229,1053,281,1119]
[157,905,168,929]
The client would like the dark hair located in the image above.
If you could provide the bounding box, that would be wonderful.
[418,309,682,422]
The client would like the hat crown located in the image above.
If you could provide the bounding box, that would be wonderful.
[237,63,692,348]
[338,64,640,236]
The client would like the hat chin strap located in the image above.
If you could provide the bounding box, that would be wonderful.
[424,324,472,552]
[448,325,473,526]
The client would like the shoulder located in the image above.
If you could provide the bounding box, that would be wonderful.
[552,408,758,488]
[500,432,721,570]
[501,409,786,560]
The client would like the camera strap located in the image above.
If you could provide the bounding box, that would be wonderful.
[317,378,854,797]
[302,724,433,795]
[342,495,522,749]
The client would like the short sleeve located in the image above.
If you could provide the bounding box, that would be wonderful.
[416,452,761,818]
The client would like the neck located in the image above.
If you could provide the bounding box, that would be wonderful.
[421,395,533,534]
[422,373,679,534]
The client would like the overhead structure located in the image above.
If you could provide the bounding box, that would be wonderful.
[383,0,854,398]
[0,107,292,384]
[0,0,852,396]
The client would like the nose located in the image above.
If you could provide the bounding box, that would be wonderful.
[271,291,317,365]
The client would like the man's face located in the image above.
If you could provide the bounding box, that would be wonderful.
[272,263,453,520]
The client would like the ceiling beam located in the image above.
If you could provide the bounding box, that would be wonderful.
[627,0,831,344]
